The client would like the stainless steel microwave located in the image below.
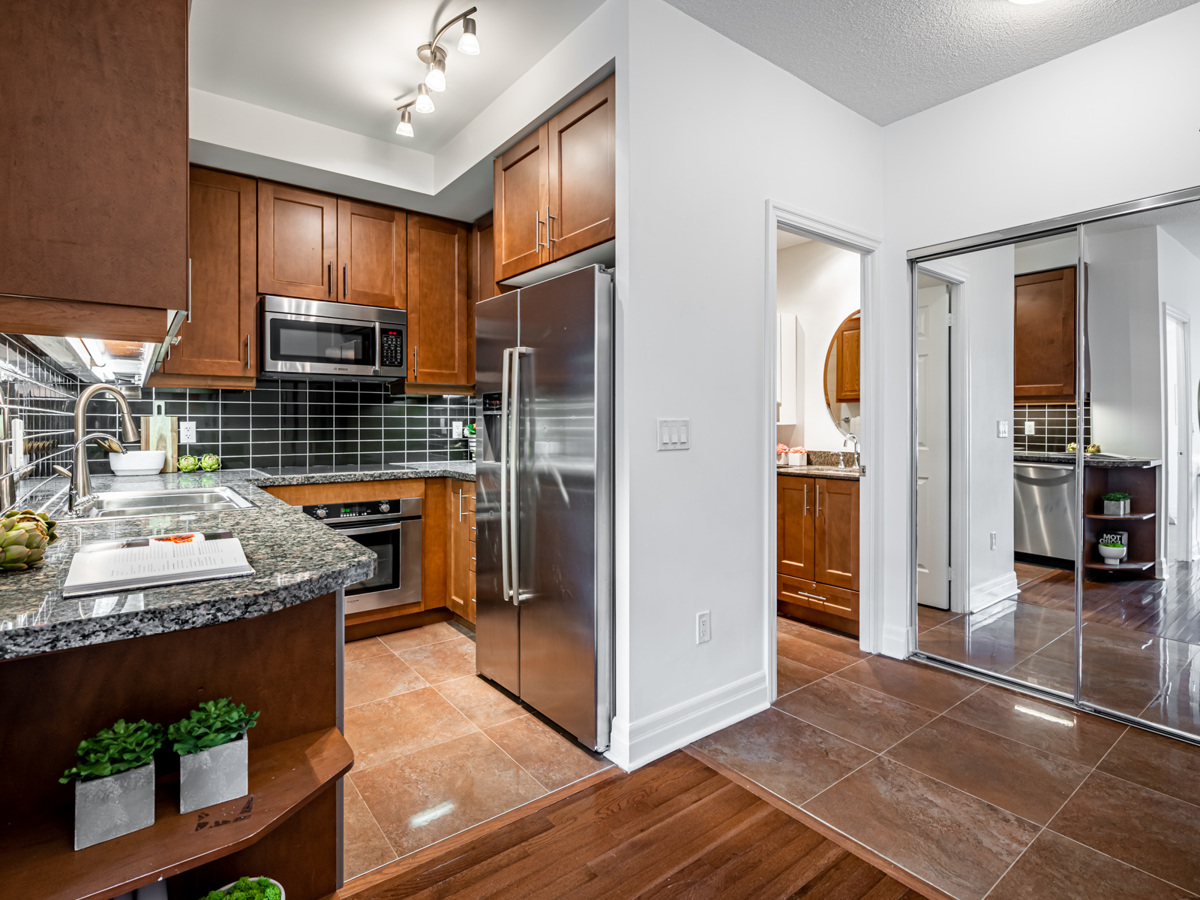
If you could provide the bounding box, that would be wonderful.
[260,295,406,380]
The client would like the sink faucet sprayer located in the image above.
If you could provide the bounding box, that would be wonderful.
[843,433,860,470]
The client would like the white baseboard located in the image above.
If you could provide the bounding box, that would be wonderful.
[604,670,769,771]
[971,571,1019,613]
[881,622,910,660]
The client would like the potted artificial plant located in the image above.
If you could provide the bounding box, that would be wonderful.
[1099,538,1129,566]
[204,876,285,900]
[1103,491,1131,516]
[59,718,163,850]
[169,698,259,814]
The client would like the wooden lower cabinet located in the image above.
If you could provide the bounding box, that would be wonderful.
[448,483,476,623]
[777,474,860,635]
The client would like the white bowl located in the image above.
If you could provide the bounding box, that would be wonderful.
[107,450,166,476]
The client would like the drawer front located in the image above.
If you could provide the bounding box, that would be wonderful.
[777,574,859,622]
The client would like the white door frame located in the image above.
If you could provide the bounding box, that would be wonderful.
[765,201,881,698]
[914,262,971,613]
[1163,304,1194,562]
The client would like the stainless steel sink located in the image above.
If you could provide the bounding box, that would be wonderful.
[75,486,256,519]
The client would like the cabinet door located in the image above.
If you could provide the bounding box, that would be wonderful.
[408,215,471,386]
[778,477,816,581]
[837,320,861,402]
[160,168,257,384]
[448,484,474,620]
[1014,266,1076,403]
[258,182,338,301]
[814,479,860,591]
[494,125,549,281]
[548,76,615,260]
[337,200,406,308]
[1,0,187,312]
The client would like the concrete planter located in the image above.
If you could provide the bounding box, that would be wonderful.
[179,735,248,814]
[74,761,155,850]
[1103,499,1131,516]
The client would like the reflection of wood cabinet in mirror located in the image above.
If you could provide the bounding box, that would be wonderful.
[824,310,861,436]
[1015,266,1076,403]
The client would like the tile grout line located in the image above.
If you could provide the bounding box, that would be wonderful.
[474,728,555,796]
[346,772,403,870]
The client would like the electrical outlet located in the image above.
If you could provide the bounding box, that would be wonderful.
[997,420,1009,438]
[1024,420,1036,436]
[990,531,998,550]
[180,421,197,444]
[452,421,464,439]
[696,611,711,644]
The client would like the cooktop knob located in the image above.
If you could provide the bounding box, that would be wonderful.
[315,506,327,519]
[379,501,391,513]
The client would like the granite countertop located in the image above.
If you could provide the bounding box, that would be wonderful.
[776,465,861,481]
[252,460,476,487]
[1014,452,1162,468]
[0,462,476,661]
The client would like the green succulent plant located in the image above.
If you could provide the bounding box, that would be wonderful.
[1100,540,1126,549]
[59,718,164,783]
[168,698,259,757]
[200,876,282,900]
[1103,492,1131,502]
[0,508,58,570]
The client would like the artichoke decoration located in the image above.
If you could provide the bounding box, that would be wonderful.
[1,508,59,571]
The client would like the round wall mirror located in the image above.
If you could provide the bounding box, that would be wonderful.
[824,310,861,438]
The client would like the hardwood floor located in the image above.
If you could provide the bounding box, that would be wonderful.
[336,751,925,900]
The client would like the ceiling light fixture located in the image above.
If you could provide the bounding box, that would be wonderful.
[425,54,447,92]
[414,83,435,114]
[395,107,414,137]
[458,17,480,55]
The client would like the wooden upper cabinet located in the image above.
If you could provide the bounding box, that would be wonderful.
[258,182,338,301]
[1,0,187,313]
[547,76,616,259]
[337,200,406,308]
[778,476,817,583]
[408,215,471,387]
[836,318,861,403]
[1015,266,1077,403]
[157,168,257,387]
[494,125,550,282]
[814,479,860,591]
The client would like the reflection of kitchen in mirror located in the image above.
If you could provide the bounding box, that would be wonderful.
[774,228,862,636]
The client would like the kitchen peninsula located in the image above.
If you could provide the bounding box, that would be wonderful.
[0,469,388,900]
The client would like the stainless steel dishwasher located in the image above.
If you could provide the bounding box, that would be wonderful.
[1014,462,1078,563]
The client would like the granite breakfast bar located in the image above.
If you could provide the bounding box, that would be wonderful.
[0,469,388,900]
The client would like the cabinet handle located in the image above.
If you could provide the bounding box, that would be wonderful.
[535,210,543,251]
[803,484,808,516]
[343,264,348,298]
[789,588,827,604]
[327,262,333,296]
[458,488,465,522]
[546,205,557,245]
[187,257,193,323]
[245,334,251,370]
[816,483,821,518]
[413,346,418,380]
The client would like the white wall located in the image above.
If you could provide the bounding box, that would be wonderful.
[879,3,1200,657]
[1015,234,1078,276]
[775,240,861,451]
[1084,225,1162,458]
[610,0,883,768]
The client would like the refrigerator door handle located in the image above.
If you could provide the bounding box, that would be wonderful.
[500,347,514,603]
[510,346,530,604]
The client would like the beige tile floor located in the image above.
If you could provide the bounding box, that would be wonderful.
[341,622,613,881]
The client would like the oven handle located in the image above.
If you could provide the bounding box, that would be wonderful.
[331,520,410,536]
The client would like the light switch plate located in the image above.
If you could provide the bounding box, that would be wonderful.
[657,418,690,451]
[997,420,1009,438]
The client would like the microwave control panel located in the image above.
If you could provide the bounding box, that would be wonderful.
[381,328,405,369]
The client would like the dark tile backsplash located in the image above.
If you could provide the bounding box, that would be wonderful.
[1,333,475,488]
[1012,403,1091,453]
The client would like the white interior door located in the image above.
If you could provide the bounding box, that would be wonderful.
[917,281,952,609]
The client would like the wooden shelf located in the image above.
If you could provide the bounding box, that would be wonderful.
[1085,513,1156,521]
[2,728,352,900]
[1083,560,1155,571]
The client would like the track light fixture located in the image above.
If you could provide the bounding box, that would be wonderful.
[395,6,479,137]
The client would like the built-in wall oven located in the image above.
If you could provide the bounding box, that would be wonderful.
[260,295,406,380]
[303,497,422,614]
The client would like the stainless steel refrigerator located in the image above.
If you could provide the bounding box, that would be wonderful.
[475,265,614,752]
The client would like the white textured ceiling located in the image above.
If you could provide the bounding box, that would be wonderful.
[189,0,606,153]
[661,0,1200,125]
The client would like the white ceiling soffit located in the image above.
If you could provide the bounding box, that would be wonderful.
[189,0,606,155]
[661,0,1200,125]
